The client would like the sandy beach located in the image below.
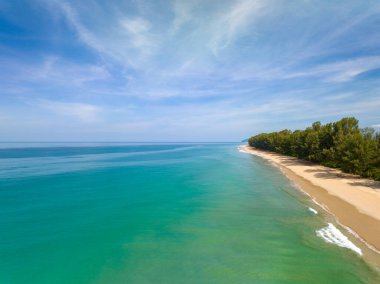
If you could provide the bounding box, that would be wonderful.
[240,145,380,256]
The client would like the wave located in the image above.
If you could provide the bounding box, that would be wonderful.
[308,207,318,214]
[316,223,362,255]
[237,146,248,154]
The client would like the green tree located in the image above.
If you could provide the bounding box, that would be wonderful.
[248,117,380,181]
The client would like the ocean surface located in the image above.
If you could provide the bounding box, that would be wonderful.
[0,143,379,283]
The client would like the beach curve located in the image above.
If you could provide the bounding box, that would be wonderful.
[240,145,380,259]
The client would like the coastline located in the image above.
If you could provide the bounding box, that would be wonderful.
[240,145,380,264]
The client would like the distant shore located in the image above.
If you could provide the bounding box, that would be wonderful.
[240,145,380,259]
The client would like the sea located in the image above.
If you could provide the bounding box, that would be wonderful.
[0,143,379,283]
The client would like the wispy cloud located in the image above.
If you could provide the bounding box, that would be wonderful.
[209,0,264,55]
[285,56,380,83]
[37,100,102,123]
[46,0,155,67]
[51,0,105,55]
[0,55,110,92]
[323,93,354,101]
[120,17,152,49]
[170,0,198,33]
[1,0,380,140]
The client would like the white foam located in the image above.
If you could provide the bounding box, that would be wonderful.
[237,146,249,154]
[311,198,330,213]
[308,207,318,214]
[316,223,362,255]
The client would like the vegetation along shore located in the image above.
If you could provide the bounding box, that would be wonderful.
[248,117,380,181]
[242,117,380,266]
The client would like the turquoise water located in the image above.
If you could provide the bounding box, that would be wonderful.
[0,143,379,283]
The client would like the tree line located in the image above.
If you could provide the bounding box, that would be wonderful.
[248,117,380,181]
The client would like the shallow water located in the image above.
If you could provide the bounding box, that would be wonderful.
[0,143,379,283]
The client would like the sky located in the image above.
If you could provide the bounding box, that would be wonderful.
[1,0,380,142]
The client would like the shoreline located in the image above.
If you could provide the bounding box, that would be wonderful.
[240,145,380,266]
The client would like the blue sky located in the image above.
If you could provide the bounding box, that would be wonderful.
[1,0,380,141]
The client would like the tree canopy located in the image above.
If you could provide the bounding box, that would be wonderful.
[248,117,380,181]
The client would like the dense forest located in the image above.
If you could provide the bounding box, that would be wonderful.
[248,117,380,181]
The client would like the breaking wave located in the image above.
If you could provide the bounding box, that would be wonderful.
[316,223,362,255]
[308,207,318,214]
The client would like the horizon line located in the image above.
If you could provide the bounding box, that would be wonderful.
[0,141,241,143]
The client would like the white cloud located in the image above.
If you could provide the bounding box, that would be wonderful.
[120,17,153,49]
[0,56,110,87]
[37,57,109,84]
[317,56,380,82]
[171,0,196,33]
[48,0,267,70]
[38,100,102,123]
[276,56,380,83]
[121,17,150,34]
[2,0,379,141]
[50,1,160,68]
[210,0,265,55]
[323,93,353,101]
[52,0,106,56]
